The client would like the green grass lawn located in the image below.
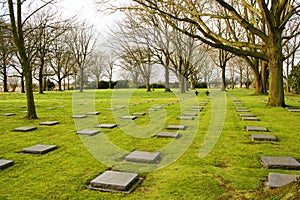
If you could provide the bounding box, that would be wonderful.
[0,88,299,199]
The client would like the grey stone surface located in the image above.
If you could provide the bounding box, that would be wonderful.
[191,105,202,109]
[115,106,125,109]
[132,112,146,116]
[239,114,255,117]
[13,126,37,132]
[156,132,180,139]
[23,144,57,154]
[179,116,194,120]
[46,107,55,110]
[77,130,100,136]
[287,109,300,112]
[96,124,117,129]
[190,108,202,112]
[121,116,137,120]
[86,112,100,115]
[251,134,277,141]
[234,103,243,106]
[236,108,250,112]
[2,113,16,116]
[72,115,87,118]
[183,113,198,116]
[167,125,186,130]
[261,156,300,169]
[245,126,268,132]
[90,170,140,192]
[242,117,260,121]
[0,160,14,171]
[125,150,161,164]
[286,106,299,109]
[152,105,163,109]
[267,173,300,188]
[107,108,116,111]
[39,121,59,126]
[147,108,157,111]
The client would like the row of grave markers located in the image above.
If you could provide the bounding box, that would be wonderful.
[0,95,209,194]
[228,92,300,189]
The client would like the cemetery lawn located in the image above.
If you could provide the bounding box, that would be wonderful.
[0,89,299,199]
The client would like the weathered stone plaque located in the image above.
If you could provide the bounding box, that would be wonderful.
[267,173,300,188]
[179,116,194,120]
[0,160,14,171]
[96,124,117,129]
[2,113,16,116]
[239,114,255,117]
[121,116,137,120]
[13,126,37,132]
[261,156,300,170]
[86,112,100,115]
[72,115,87,119]
[77,130,100,136]
[167,125,186,130]
[287,109,300,112]
[23,144,57,154]
[90,170,141,193]
[132,112,146,116]
[242,117,260,121]
[245,126,268,132]
[236,108,250,112]
[183,113,198,116]
[125,150,161,164]
[250,134,277,141]
[156,132,180,139]
[39,121,59,126]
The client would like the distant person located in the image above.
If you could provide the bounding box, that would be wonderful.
[195,90,199,96]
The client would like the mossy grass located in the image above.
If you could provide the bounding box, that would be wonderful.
[0,89,299,199]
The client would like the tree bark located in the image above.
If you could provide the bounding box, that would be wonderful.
[239,67,243,88]
[164,65,171,92]
[221,66,226,91]
[24,61,38,119]
[20,74,25,93]
[3,65,8,92]
[38,65,43,94]
[80,67,84,92]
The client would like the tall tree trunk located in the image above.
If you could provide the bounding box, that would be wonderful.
[80,67,84,92]
[164,65,170,92]
[21,74,25,93]
[221,66,226,91]
[23,62,37,119]
[239,67,243,88]
[3,65,8,92]
[261,61,268,94]
[38,65,43,94]
[58,78,62,91]
[178,74,186,93]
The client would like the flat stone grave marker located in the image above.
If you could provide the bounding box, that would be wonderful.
[107,108,117,111]
[191,105,202,109]
[152,105,163,109]
[39,121,59,126]
[167,125,186,130]
[23,144,57,154]
[233,99,241,102]
[125,150,161,164]
[96,124,117,129]
[20,111,28,113]
[245,126,268,132]
[285,106,299,109]
[242,117,260,121]
[121,116,137,120]
[234,103,243,106]
[13,126,37,132]
[72,115,87,119]
[89,170,141,193]
[115,106,125,109]
[132,112,146,116]
[17,106,26,108]
[251,134,277,141]
[147,108,157,111]
[267,173,300,188]
[239,113,255,117]
[77,130,100,136]
[2,113,16,116]
[86,112,100,115]
[190,108,202,112]
[199,103,207,106]
[261,156,300,170]
[46,107,55,110]
[156,132,180,139]
[179,116,194,120]
[287,109,300,112]
[236,108,250,112]
[183,113,198,116]
[0,160,14,171]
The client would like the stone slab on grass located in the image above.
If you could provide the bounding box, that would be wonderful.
[267,173,300,188]
[39,121,59,126]
[13,126,37,132]
[287,109,300,112]
[156,132,180,139]
[96,124,117,129]
[179,116,194,120]
[132,112,146,116]
[251,134,277,141]
[2,113,16,116]
[191,105,202,109]
[152,105,163,109]
[242,117,260,121]
[125,150,161,164]
[183,113,198,116]
[121,116,137,120]
[0,160,14,171]
[23,144,57,155]
[72,115,87,119]
[239,113,255,117]
[190,108,202,112]
[77,130,100,136]
[89,170,141,193]
[245,126,268,132]
[107,108,117,111]
[86,112,100,115]
[236,108,250,112]
[115,106,125,109]
[261,156,300,170]
[147,108,157,111]
[167,125,187,130]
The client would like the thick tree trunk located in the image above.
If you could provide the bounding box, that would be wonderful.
[145,81,151,92]
[38,66,43,94]
[239,67,243,88]
[58,78,62,91]
[21,75,25,93]
[164,65,170,92]
[80,67,84,92]
[221,66,226,91]
[3,65,8,92]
